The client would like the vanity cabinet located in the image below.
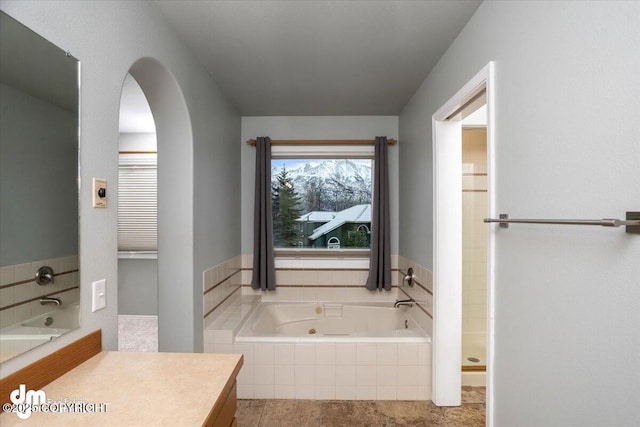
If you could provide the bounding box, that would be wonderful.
[207,380,238,427]
[0,338,243,426]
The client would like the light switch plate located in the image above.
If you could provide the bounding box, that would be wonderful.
[92,279,106,312]
[92,178,107,208]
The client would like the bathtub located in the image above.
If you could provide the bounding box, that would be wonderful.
[236,302,429,343]
[228,301,432,400]
[0,304,79,342]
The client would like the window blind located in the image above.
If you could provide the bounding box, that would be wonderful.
[118,153,157,251]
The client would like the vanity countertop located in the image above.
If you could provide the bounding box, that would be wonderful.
[0,351,243,426]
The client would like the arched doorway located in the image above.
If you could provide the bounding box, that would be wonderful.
[117,73,159,352]
[118,58,195,352]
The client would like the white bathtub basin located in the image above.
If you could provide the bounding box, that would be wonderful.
[21,303,80,330]
[236,302,430,343]
[0,304,79,341]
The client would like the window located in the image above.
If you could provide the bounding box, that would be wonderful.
[271,157,373,250]
[118,153,157,252]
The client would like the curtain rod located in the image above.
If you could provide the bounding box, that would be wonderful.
[246,138,397,146]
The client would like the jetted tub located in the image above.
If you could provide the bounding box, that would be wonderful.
[0,303,79,362]
[0,303,79,342]
[236,302,430,343]
[230,301,432,400]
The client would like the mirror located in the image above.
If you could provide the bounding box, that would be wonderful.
[0,11,80,362]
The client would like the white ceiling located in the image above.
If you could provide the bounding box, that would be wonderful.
[154,0,482,116]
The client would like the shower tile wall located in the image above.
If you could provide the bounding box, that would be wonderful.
[462,128,487,335]
[0,255,80,329]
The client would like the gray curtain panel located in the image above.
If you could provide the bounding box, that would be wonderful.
[366,136,392,291]
[251,137,276,291]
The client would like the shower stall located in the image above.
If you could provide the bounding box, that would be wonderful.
[461,126,487,386]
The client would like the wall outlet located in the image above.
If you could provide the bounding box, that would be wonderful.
[92,178,107,208]
[92,279,106,312]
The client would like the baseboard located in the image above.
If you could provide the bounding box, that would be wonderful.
[118,314,158,320]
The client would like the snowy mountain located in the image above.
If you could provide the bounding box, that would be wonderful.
[272,159,372,212]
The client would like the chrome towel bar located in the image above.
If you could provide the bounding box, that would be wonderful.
[484,212,640,234]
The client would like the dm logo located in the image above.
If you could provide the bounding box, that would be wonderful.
[9,384,46,419]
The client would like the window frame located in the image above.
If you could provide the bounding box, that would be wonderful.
[271,144,374,260]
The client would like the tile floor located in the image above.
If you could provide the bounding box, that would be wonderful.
[237,386,485,426]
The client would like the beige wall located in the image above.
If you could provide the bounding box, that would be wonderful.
[462,128,487,335]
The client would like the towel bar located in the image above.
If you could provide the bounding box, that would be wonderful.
[483,212,640,234]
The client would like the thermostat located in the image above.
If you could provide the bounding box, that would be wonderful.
[92,178,107,208]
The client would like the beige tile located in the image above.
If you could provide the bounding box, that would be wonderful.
[315,270,333,285]
[203,268,212,291]
[45,257,61,275]
[14,282,34,303]
[0,266,15,286]
[376,385,397,400]
[14,301,32,323]
[0,307,16,329]
[236,399,265,427]
[320,401,389,427]
[302,271,318,286]
[260,400,321,427]
[242,270,253,286]
[14,263,32,282]
[442,403,486,426]
[462,386,486,404]
[315,287,334,302]
[289,270,305,286]
[275,269,290,286]
[0,286,16,308]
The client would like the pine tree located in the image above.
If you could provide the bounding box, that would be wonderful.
[272,167,302,247]
[344,225,369,248]
[303,177,325,212]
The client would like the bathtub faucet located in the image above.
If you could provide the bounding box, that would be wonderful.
[40,297,61,306]
[394,298,414,308]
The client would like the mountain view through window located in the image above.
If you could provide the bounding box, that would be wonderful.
[271,159,372,249]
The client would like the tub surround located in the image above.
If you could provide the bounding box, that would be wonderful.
[0,256,80,361]
[203,253,434,401]
[206,297,431,401]
[397,256,433,337]
[0,255,80,330]
[1,304,80,360]
[204,253,405,328]
[227,335,431,401]
[203,255,243,328]
[239,253,400,304]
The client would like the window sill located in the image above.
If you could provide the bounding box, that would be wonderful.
[275,248,370,258]
[274,249,370,269]
[118,251,158,260]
